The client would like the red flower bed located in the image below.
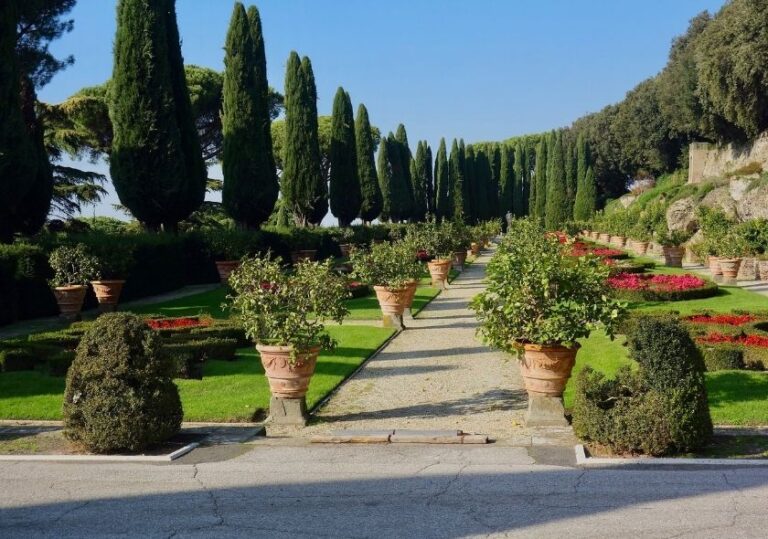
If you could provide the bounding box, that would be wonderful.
[608,273,706,291]
[685,314,757,326]
[146,317,210,330]
[698,333,768,348]
[569,243,625,259]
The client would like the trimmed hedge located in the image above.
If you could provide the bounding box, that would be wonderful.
[701,346,745,371]
[611,280,719,302]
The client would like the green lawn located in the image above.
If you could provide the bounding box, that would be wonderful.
[0,324,394,422]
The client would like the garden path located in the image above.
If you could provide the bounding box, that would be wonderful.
[275,248,540,443]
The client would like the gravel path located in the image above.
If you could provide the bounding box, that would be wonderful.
[278,249,533,441]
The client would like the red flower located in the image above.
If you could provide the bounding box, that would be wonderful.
[607,273,707,292]
[146,317,210,330]
[697,332,768,348]
[685,314,756,326]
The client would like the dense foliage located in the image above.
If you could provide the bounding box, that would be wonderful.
[350,240,421,289]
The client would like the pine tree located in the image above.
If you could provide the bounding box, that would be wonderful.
[545,131,568,230]
[329,87,361,226]
[411,141,429,221]
[434,138,449,220]
[377,133,394,222]
[473,148,491,221]
[282,52,324,226]
[574,166,597,220]
[222,3,278,229]
[499,144,515,220]
[463,145,476,223]
[448,139,464,221]
[110,0,205,231]
[512,142,524,217]
[355,103,381,223]
[488,144,501,219]
[393,124,414,220]
[425,143,434,215]
[532,136,548,220]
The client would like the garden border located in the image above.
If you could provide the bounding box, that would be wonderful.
[0,442,199,463]
[574,444,768,467]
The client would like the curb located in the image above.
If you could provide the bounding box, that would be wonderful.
[0,442,199,463]
[575,444,768,467]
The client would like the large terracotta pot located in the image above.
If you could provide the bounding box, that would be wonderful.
[708,256,722,276]
[662,246,685,268]
[452,250,468,271]
[520,343,579,397]
[257,344,320,399]
[613,236,627,248]
[599,233,611,244]
[470,242,481,256]
[339,243,354,258]
[632,240,649,256]
[215,260,240,284]
[373,285,409,317]
[427,258,452,288]
[758,260,768,281]
[53,285,88,321]
[403,280,418,311]
[291,250,317,264]
[91,279,126,313]
[719,258,742,280]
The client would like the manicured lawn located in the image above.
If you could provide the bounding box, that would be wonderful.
[630,285,768,315]
[0,324,394,422]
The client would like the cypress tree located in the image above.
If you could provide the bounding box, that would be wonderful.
[110,0,205,231]
[512,142,524,217]
[425,143,434,215]
[544,131,568,230]
[394,124,414,220]
[222,3,278,229]
[463,145,476,223]
[433,138,449,220]
[574,166,597,220]
[282,52,324,226]
[329,87,361,226]
[411,141,429,221]
[576,134,590,189]
[521,144,531,216]
[564,137,576,220]
[499,144,515,220]
[355,104,381,223]
[449,139,464,221]
[386,132,411,222]
[377,133,394,222]
[532,136,548,220]
[488,144,501,219]
[473,148,491,221]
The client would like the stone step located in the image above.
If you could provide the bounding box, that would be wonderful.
[310,429,489,444]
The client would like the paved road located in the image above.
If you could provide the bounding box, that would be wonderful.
[2,442,768,538]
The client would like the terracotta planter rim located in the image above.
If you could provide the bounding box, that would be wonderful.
[54,284,88,291]
[373,284,409,293]
[521,342,581,352]
[256,343,322,354]
[91,279,126,285]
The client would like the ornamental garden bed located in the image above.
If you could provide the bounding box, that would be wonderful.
[608,272,719,301]
[569,241,630,260]
[581,435,768,462]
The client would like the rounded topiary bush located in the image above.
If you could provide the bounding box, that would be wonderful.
[701,346,745,371]
[63,313,183,453]
[573,316,713,456]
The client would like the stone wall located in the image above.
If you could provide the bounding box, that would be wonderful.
[688,131,768,183]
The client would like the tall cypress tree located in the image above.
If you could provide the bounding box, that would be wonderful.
[377,133,394,222]
[411,141,429,221]
[425,143,434,215]
[394,124,414,220]
[473,148,491,221]
[463,145,476,223]
[282,52,323,226]
[110,0,205,231]
[222,3,278,229]
[545,131,568,230]
[329,87,361,226]
[576,134,590,190]
[355,103,381,223]
[433,138,449,220]
[498,144,515,220]
[521,144,531,216]
[532,136,548,220]
[512,142,524,217]
[386,132,411,222]
[488,144,501,219]
[448,139,464,221]
[564,137,576,219]
[574,166,597,220]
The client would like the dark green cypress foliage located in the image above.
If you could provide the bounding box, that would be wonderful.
[425,143,434,215]
[282,52,324,226]
[521,144,531,216]
[411,141,429,221]
[449,139,464,221]
[473,148,491,221]
[564,137,576,219]
[394,124,414,220]
[222,3,278,229]
[387,132,411,222]
[329,87,361,226]
[463,145,476,223]
[498,144,515,219]
[433,138,449,220]
[110,0,205,231]
[488,144,501,219]
[355,104,381,223]
[545,131,568,230]
[532,136,548,220]
[512,142,524,217]
[574,166,597,220]
[377,133,394,222]
[576,134,590,190]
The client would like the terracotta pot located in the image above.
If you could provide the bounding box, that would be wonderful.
[599,233,611,244]
[758,260,768,281]
[373,285,409,317]
[91,280,126,313]
[470,242,481,256]
[291,249,317,264]
[719,258,742,279]
[613,236,626,248]
[662,246,685,268]
[520,343,579,397]
[427,258,452,287]
[707,256,721,276]
[257,344,320,399]
[632,240,649,256]
[403,280,418,309]
[53,285,88,321]
[339,243,354,258]
[452,250,467,270]
[215,260,240,284]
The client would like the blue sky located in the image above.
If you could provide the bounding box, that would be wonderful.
[41,0,727,221]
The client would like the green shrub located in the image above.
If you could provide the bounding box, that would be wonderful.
[0,347,37,372]
[0,243,55,325]
[162,336,239,362]
[611,280,719,302]
[188,323,249,347]
[63,313,183,453]
[573,316,712,456]
[701,346,744,371]
[46,350,76,376]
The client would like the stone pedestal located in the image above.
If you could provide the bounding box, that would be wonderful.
[269,396,308,426]
[525,396,569,427]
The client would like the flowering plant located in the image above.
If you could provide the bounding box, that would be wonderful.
[698,333,768,348]
[146,316,211,330]
[685,314,757,326]
[608,273,707,292]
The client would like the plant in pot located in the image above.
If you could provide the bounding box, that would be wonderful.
[628,222,652,256]
[287,228,319,264]
[90,243,133,312]
[471,219,626,426]
[447,220,472,271]
[654,226,692,268]
[335,227,356,258]
[406,219,455,289]
[206,229,253,284]
[228,255,349,425]
[712,230,748,283]
[350,240,422,328]
[48,244,100,321]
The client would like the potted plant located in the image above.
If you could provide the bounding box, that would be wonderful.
[90,243,133,312]
[287,228,318,264]
[655,226,692,268]
[206,229,253,284]
[350,240,422,328]
[471,219,626,426]
[228,255,349,425]
[447,221,472,271]
[334,227,356,258]
[407,219,455,289]
[48,244,100,321]
[628,222,652,256]
[713,230,748,282]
